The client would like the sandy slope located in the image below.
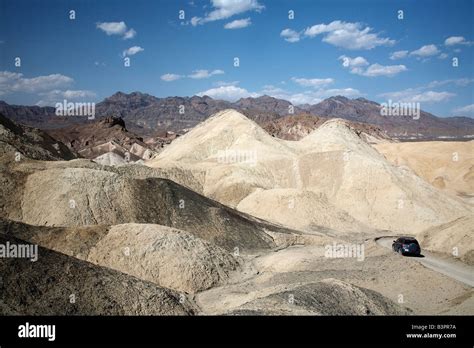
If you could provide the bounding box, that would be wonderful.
[147,110,472,235]
[375,141,474,199]
[417,216,474,265]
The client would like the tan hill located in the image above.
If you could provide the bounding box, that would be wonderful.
[374,141,474,200]
[147,109,472,235]
[0,234,195,315]
[1,219,240,293]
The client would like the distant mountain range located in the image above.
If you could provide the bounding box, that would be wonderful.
[1,92,474,140]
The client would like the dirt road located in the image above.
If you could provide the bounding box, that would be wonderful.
[375,237,474,287]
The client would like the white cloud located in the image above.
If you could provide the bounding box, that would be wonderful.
[438,52,448,60]
[445,36,472,46]
[361,63,407,77]
[161,73,183,82]
[122,46,144,57]
[0,71,74,95]
[188,69,224,79]
[36,89,97,106]
[301,20,395,50]
[291,77,334,88]
[452,104,474,116]
[224,17,251,29]
[339,57,406,77]
[280,28,300,43]
[192,0,264,26]
[40,89,96,99]
[410,44,440,57]
[338,55,369,74]
[380,78,472,106]
[190,17,201,26]
[123,28,137,40]
[380,89,455,103]
[0,71,98,106]
[162,69,225,81]
[96,21,127,35]
[197,85,259,101]
[427,78,473,88]
[261,84,361,105]
[390,50,408,60]
[96,21,136,39]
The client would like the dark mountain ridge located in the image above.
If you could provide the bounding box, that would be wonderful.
[2,93,473,140]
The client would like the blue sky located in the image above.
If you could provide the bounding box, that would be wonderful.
[0,0,473,117]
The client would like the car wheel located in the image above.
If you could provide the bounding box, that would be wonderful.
[398,248,403,256]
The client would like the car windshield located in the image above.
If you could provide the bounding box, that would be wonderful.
[402,239,418,245]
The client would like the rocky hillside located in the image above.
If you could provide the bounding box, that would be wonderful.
[0,113,77,161]
[310,96,474,140]
[47,116,157,162]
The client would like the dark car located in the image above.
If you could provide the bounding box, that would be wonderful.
[392,237,421,256]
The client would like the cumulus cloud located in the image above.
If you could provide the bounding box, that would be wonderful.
[224,17,251,29]
[380,78,472,106]
[0,71,74,95]
[96,21,136,39]
[123,28,137,40]
[191,0,264,26]
[361,64,407,77]
[300,20,395,49]
[438,52,449,60]
[122,46,144,57]
[161,73,183,82]
[0,71,99,107]
[452,104,474,116]
[445,36,472,46]
[380,89,455,103]
[427,78,473,88]
[280,28,300,43]
[36,89,97,106]
[291,77,334,88]
[261,84,361,105]
[338,55,369,74]
[339,57,406,77]
[197,79,362,105]
[161,69,224,81]
[409,44,440,57]
[188,69,224,79]
[197,85,259,101]
[389,50,409,60]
